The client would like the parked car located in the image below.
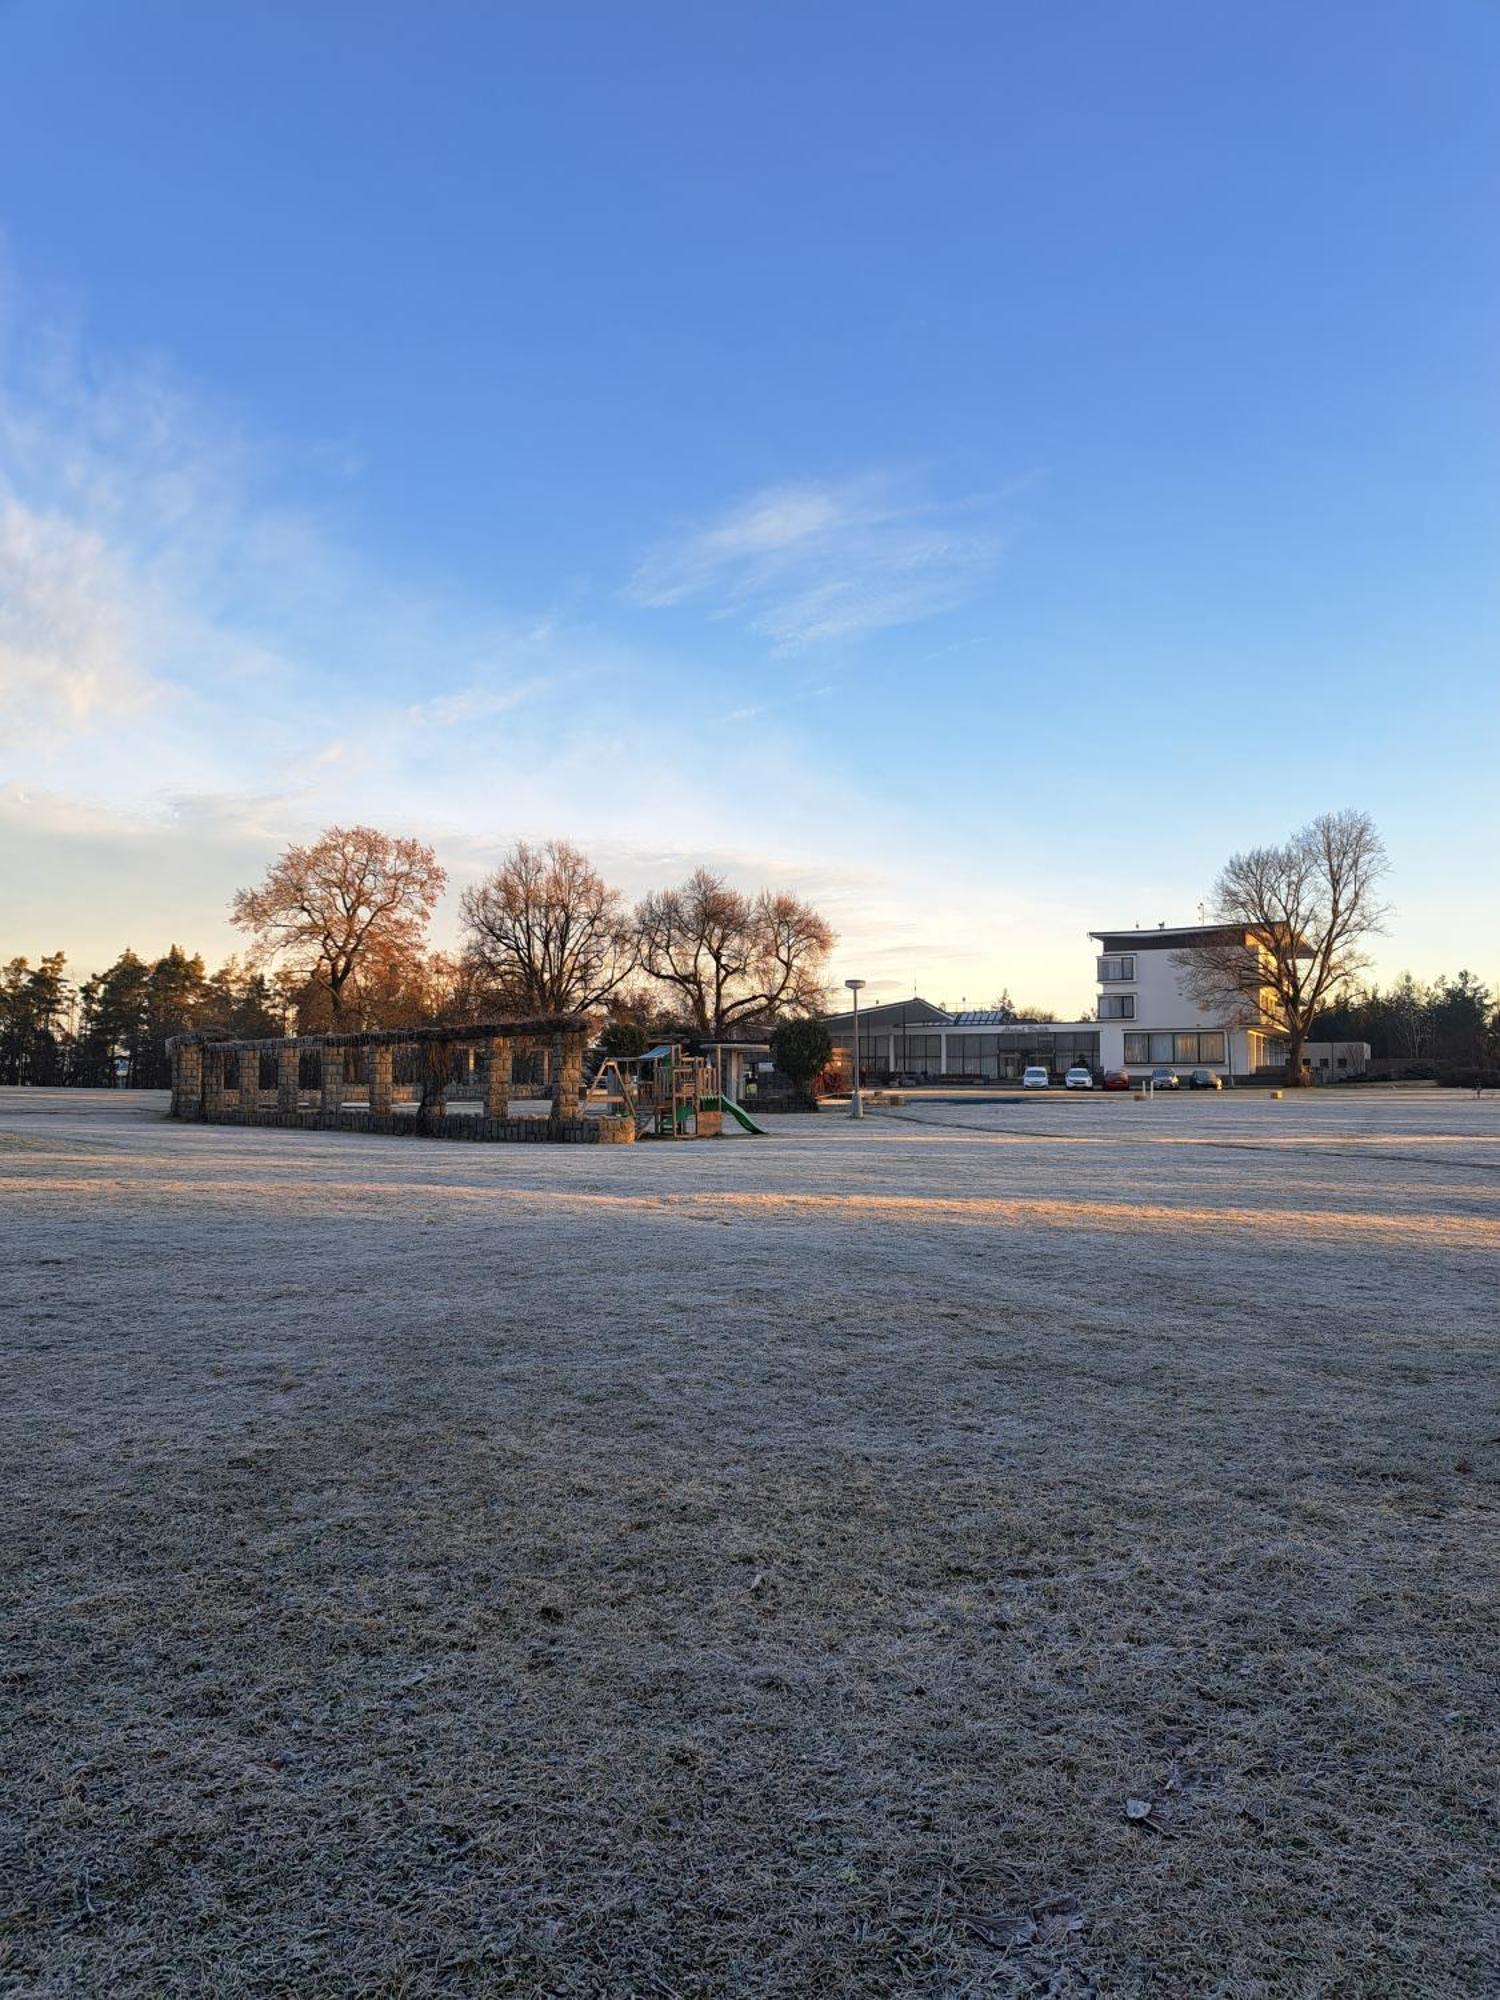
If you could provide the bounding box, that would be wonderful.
[1064,1065,1094,1090]
[1101,1069,1132,1091]
[1021,1066,1050,1089]
[1188,1068,1223,1091]
[1149,1067,1181,1091]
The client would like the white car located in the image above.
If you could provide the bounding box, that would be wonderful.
[1021,1066,1050,1089]
[1064,1065,1094,1090]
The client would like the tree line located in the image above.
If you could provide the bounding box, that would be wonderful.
[0,948,287,1088]
[1312,970,1499,1078]
[2,827,836,1087]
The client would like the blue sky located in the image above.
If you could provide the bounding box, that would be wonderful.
[1,0,1496,1011]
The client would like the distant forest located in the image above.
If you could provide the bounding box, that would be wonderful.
[0,949,293,1089]
[0,942,562,1089]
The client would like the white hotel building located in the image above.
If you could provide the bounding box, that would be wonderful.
[1090,924,1289,1080]
[824,923,1290,1084]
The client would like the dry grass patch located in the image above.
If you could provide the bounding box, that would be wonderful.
[2,1089,1497,1997]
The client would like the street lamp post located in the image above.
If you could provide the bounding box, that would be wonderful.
[845,978,866,1119]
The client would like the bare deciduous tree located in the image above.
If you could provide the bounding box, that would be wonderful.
[231,825,446,1022]
[1175,809,1389,1086]
[635,868,834,1036]
[1387,971,1436,1060]
[460,839,635,1013]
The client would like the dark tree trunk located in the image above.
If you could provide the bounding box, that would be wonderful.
[1285,1027,1309,1086]
[415,1044,449,1133]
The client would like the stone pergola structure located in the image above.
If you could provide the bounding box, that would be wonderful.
[167,1015,634,1144]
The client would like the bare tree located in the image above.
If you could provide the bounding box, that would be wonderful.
[231,825,446,1022]
[460,839,635,1014]
[1387,971,1435,1060]
[635,869,834,1037]
[1175,809,1389,1086]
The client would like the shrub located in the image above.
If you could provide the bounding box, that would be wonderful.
[598,1021,649,1063]
[770,1017,834,1105]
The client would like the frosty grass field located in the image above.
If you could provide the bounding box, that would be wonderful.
[3,1085,1497,1998]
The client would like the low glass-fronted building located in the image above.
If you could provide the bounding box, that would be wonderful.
[821,999,1100,1085]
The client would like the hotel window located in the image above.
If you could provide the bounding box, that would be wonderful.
[1096,954,1136,983]
[1123,1033,1149,1064]
[1174,1032,1226,1064]
[1099,994,1135,1019]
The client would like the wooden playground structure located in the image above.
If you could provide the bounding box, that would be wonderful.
[587,1043,766,1140]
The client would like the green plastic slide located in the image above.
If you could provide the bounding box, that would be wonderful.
[706,1093,767,1135]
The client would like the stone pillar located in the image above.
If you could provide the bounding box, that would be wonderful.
[203,1046,227,1118]
[277,1043,299,1114]
[171,1041,203,1119]
[484,1036,511,1119]
[238,1046,260,1120]
[320,1045,345,1115]
[551,1031,583,1122]
[369,1045,394,1116]
[416,1042,448,1134]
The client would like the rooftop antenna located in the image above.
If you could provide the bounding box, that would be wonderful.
[1198,901,1207,923]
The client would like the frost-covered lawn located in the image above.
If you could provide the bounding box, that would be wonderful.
[3,1087,1497,1998]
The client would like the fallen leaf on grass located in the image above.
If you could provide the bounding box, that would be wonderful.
[966,1912,1037,1950]
[1124,1796,1178,1836]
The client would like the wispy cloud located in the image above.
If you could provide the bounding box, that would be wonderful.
[627,474,1004,647]
[402,676,557,730]
[0,498,163,740]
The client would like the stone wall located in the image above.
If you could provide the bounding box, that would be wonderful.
[197,1105,636,1144]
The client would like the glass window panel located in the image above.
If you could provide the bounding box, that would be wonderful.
[1199,1032,1226,1063]
[1149,1034,1174,1063]
[1175,1033,1200,1064]
[1124,1033,1148,1063]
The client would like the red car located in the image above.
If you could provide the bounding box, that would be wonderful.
[1101,1069,1132,1091]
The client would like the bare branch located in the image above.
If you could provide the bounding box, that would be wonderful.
[634,870,834,1037]
[460,840,635,1014]
[1174,810,1388,1084]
